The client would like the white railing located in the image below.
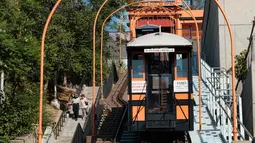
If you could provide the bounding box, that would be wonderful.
[193,53,253,142]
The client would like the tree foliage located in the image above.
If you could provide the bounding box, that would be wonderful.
[227,49,248,82]
[0,0,125,140]
[235,49,248,82]
[0,0,49,140]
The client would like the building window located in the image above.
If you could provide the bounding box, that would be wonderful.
[132,54,144,78]
[176,53,188,77]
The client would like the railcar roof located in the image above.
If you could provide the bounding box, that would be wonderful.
[127,32,192,47]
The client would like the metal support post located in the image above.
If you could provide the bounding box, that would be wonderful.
[0,71,4,92]
[0,71,4,104]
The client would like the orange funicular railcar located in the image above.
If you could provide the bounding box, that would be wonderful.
[126,31,194,132]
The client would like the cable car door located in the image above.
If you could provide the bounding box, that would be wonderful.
[146,52,175,129]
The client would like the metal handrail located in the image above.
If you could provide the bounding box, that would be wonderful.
[192,53,254,142]
[201,57,253,142]
[206,77,253,140]
[83,63,121,140]
[83,86,102,133]
[53,111,66,139]
[217,101,253,140]
[109,73,127,113]
[106,73,127,137]
[94,72,127,142]
[113,87,128,142]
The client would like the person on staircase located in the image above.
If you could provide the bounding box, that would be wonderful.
[80,94,88,119]
[72,93,80,121]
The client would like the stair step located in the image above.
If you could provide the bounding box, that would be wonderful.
[97,135,114,139]
[119,130,141,143]
[54,136,73,143]
[99,128,118,131]
[105,116,122,119]
[101,124,119,126]
[121,135,141,139]
[102,119,121,122]
[98,132,115,136]
[120,141,141,143]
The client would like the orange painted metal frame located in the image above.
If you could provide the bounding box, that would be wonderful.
[38,0,62,142]
[132,106,145,121]
[92,0,109,136]
[176,105,189,119]
[96,0,201,134]
[100,7,148,96]
[99,2,174,103]
[175,93,194,100]
[38,1,201,142]
[179,0,202,131]
[213,0,237,140]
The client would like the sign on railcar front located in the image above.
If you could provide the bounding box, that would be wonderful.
[173,80,189,92]
[132,81,147,93]
[144,48,175,53]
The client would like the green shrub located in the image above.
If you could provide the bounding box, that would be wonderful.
[227,49,248,82]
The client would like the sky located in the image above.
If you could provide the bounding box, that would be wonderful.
[105,13,130,32]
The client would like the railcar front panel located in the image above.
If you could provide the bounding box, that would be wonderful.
[127,32,194,132]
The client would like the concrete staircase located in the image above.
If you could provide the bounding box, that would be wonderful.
[53,115,85,143]
[188,76,224,143]
[119,127,142,143]
[53,86,99,143]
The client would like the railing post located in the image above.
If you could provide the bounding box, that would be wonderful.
[213,72,216,121]
[239,95,244,139]
[222,98,226,139]
[227,107,232,143]
[209,68,213,114]
[227,74,230,104]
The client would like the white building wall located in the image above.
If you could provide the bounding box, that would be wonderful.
[202,0,255,136]
[202,0,255,69]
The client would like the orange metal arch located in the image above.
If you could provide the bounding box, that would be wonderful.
[99,5,176,98]
[100,7,145,99]
[213,0,237,140]
[98,1,202,133]
[92,0,109,136]
[98,1,174,100]
[98,1,201,128]
[99,4,177,84]
[38,1,205,142]
[39,0,62,142]
[179,0,202,131]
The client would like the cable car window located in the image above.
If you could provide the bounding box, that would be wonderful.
[132,54,144,78]
[150,53,170,74]
[176,53,188,77]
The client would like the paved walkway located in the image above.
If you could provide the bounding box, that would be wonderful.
[188,76,224,143]
[54,86,99,143]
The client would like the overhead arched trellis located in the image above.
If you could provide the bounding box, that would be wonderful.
[97,0,201,133]
[38,1,217,142]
